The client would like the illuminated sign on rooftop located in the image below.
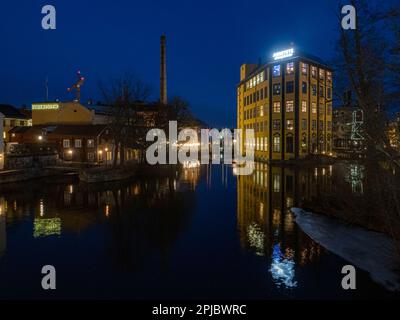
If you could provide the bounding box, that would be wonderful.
[32,103,59,110]
[272,48,294,60]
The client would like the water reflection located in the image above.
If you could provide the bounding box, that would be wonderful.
[237,163,339,289]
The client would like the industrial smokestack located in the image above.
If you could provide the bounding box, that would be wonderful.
[160,34,167,105]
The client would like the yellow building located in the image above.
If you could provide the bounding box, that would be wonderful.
[237,48,333,161]
[31,101,105,126]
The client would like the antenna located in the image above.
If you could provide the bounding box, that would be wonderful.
[45,76,49,101]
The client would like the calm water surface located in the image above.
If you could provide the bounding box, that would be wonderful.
[0,163,398,299]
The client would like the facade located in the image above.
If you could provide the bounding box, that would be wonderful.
[237,49,333,161]
[0,104,31,142]
[9,124,116,164]
[31,101,106,126]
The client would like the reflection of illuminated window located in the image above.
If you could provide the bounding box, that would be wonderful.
[33,218,61,238]
[269,243,297,288]
[273,174,280,192]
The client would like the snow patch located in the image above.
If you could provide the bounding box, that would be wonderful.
[291,207,400,291]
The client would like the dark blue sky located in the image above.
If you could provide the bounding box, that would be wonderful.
[0,0,343,127]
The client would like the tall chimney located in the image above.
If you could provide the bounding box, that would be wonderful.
[160,34,167,105]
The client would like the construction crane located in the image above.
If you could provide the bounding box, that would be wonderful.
[67,71,85,102]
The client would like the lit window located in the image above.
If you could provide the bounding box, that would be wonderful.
[327,72,332,82]
[273,136,280,152]
[286,119,294,130]
[286,100,294,112]
[319,69,325,79]
[259,105,264,117]
[286,62,294,74]
[273,102,281,113]
[302,101,307,112]
[63,139,70,148]
[75,139,82,148]
[302,63,308,75]
[273,65,281,77]
[312,102,317,114]
[311,66,317,78]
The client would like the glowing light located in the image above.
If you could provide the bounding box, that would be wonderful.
[183,159,200,169]
[270,243,297,288]
[32,103,59,110]
[105,147,108,152]
[272,48,294,60]
[39,199,44,217]
[68,149,73,155]
[38,135,43,141]
[105,205,110,217]
[98,150,103,154]
[33,218,61,238]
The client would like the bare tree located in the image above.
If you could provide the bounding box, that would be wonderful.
[98,73,153,166]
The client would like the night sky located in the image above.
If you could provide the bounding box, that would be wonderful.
[1,0,346,127]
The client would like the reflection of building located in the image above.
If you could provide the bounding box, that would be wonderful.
[0,197,6,258]
[237,49,333,161]
[236,163,335,288]
[388,113,400,152]
[332,105,364,157]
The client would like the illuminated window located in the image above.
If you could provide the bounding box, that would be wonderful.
[286,81,294,93]
[273,135,280,152]
[327,71,332,82]
[302,63,308,75]
[63,139,70,148]
[273,65,281,77]
[311,66,317,78]
[2,132,5,139]
[301,100,307,112]
[75,139,82,148]
[286,62,294,74]
[87,140,94,148]
[312,102,317,114]
[286,119,294,130]
[273,83,281,95]
[87,152,94,161]
[286,100,294,112]
[273,119,280,130]
[273,102,281,113]
[319,69,325,79]
[259,105,264,117]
